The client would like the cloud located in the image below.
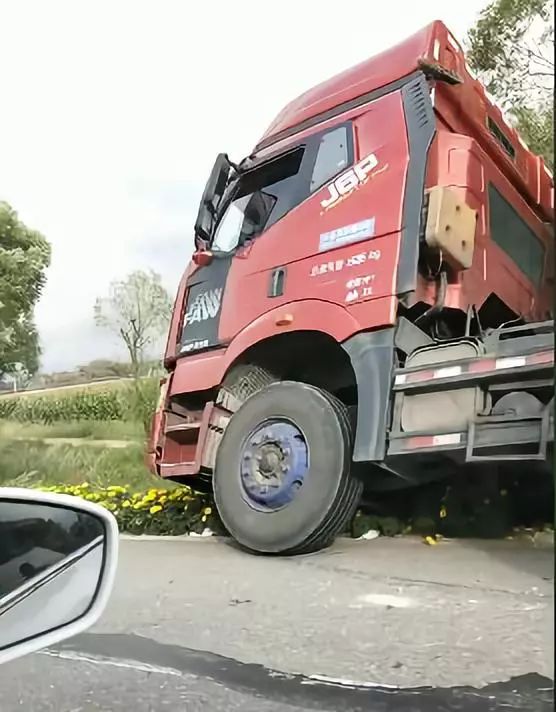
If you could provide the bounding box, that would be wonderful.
[0,0,488,372]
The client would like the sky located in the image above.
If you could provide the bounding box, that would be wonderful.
[0,0,489,372]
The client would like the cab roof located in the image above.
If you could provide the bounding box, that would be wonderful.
[256,20,553,222]
[258,22,441,148]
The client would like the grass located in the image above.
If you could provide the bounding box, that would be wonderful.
[0,417,168,492]
[0,437,172,491]
[0,419,143,442]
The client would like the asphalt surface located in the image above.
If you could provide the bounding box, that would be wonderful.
[0,535,553,711]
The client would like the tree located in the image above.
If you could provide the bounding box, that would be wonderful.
[94,270,172,377]
[467,0,554,168]
[0,202,51,378]
[77,359,134,380]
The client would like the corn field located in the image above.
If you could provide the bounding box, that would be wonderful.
[0,378,159,425]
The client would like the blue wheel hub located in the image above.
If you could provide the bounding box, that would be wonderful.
[239,419,309,510]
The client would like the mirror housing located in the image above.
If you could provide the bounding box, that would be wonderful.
[192,250,213,267]
[0,488,118,665]
[194,153,234,244]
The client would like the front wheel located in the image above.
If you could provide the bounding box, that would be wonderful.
[213,381,362,555]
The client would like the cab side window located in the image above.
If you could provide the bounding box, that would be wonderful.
[310,125,350,193]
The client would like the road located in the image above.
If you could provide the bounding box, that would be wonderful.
[0,535,553,711]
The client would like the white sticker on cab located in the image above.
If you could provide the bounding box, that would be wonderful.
[318,218,375,253]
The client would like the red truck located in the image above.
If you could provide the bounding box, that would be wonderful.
[147,21,554,555]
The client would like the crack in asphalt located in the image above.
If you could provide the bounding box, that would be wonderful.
[46,632,553,712]
[291,557,552,598]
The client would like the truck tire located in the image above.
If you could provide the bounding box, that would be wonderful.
[213,380,362,555]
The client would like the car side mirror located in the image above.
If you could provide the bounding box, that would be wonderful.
[0,487,119,665]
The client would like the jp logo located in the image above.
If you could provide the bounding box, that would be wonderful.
[320,153,379,210]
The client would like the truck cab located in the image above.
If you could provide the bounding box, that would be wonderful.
[148,21,554,555]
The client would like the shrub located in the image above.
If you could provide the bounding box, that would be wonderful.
[30,479,553,540]
[41,483,226,536]
[0,398,16,419]
[121,378,160,433]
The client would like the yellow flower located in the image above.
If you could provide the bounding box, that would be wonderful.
[150,505,162,514]
[203,507,212,516]
[107,485,126,494]
[122,500,131,508]
[144,493,156,503]
[201,515,207,523]
[80,482,89,489]
[159,495,168,504]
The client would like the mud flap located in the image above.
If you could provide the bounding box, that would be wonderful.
[342,328,396,462]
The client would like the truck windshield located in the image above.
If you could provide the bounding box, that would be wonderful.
[212,147,305,252]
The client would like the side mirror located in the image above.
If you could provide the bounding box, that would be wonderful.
[194,153,235,243]
[0,487,118,665]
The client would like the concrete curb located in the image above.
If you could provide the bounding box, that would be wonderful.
[119,531,554,547]
[120,533,219,542]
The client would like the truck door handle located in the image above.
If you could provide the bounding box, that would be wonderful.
[268,267,286,298]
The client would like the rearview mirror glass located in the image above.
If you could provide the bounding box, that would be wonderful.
[0,488,118,665]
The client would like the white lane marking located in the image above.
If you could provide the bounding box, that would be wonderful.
[304,674,398,689]
[40,649,182,677]
[349,593,416,609]
[42,649,400,692]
